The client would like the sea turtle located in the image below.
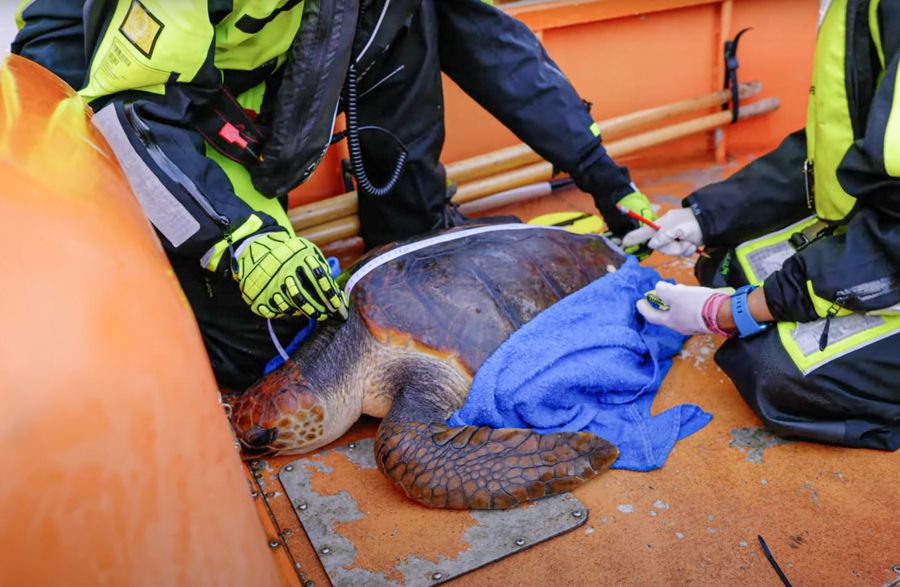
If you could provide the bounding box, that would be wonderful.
[230,224,623,509]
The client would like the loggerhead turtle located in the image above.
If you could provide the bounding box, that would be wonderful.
[230,224,622,509]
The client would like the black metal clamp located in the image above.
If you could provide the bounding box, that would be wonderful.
[723,27,752,123]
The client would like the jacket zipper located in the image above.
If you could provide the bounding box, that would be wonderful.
[123,104,239,274]
[818,293,849,351]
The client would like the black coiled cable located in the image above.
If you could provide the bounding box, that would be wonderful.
[344,63,408,197]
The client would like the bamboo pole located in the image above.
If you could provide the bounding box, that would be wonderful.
[445,80,761,184]
[299,215,360,245]
[459,182,558,215]
[454,97,780,204]
[459,178,573,215]
[298,97,780,246]
[288,191,356,234]
[289,81,762,232]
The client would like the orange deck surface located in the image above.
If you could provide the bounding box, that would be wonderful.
[250,157,900,586]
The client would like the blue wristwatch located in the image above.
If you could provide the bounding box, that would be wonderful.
[731,285,769,338]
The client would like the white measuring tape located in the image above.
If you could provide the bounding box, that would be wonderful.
[343,224,564,296]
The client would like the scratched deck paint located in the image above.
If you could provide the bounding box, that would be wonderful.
[248,158,900,586]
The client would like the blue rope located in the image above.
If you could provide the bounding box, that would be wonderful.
[262,257,342,375]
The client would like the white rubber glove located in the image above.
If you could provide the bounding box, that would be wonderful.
[636,281,726,336]
[621,208,703,256]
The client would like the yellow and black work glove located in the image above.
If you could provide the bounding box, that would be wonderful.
[235,232,349,321]
[612,191,656,259]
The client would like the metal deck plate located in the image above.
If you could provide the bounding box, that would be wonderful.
[279,438,588,586]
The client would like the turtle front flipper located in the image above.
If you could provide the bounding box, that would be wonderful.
[374,390,618,509]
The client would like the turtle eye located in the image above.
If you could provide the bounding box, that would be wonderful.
[243,425,278,450]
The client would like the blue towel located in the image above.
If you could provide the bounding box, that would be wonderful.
[448,256,712,472]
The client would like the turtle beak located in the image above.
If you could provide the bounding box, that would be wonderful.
[241,425,278,456]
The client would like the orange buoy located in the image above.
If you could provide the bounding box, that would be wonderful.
[0,55,280,586]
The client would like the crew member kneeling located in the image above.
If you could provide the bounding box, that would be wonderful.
[625,0,900,451]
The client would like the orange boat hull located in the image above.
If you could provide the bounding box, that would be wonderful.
[0,54,282,586]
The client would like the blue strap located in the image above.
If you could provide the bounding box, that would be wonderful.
[262,256,342,375]
[731,284,769,338]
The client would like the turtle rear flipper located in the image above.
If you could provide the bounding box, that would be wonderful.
[374,389,618,509]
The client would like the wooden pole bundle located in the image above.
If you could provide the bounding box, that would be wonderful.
[459,179,572,216]
[444,80,762,184]
[289,81,762,232]
[297,96,780,247]
[454,97,780,204]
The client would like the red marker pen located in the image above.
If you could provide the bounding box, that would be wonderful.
[616,204,710,258]
[615,204,660,230]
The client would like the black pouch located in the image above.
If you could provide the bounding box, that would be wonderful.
[249,0,424,196]
[249,0,361,196]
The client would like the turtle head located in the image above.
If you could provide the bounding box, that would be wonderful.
[230,366,361,457]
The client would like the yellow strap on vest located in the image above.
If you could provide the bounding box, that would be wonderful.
[806,0,858,222]
[885,80,900,176]
[879,0,900,178]
[869,0,885,70]
[14,0,34,30]
[867,0,900,178]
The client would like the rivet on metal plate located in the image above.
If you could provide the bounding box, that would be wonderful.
[514,538,525,547]
[250,491,259,498]
[265,492,275,498]
[284,464,294,472]
[572,510,583,518]
[892,564,900,574]
[348,442,357,449]
[320,546,332,555]
[304,581,315,587]
[432,572,443,581]
[269,540,280,549]
[298,502,308,511]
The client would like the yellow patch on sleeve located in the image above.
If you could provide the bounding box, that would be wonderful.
[119,0,163,58]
